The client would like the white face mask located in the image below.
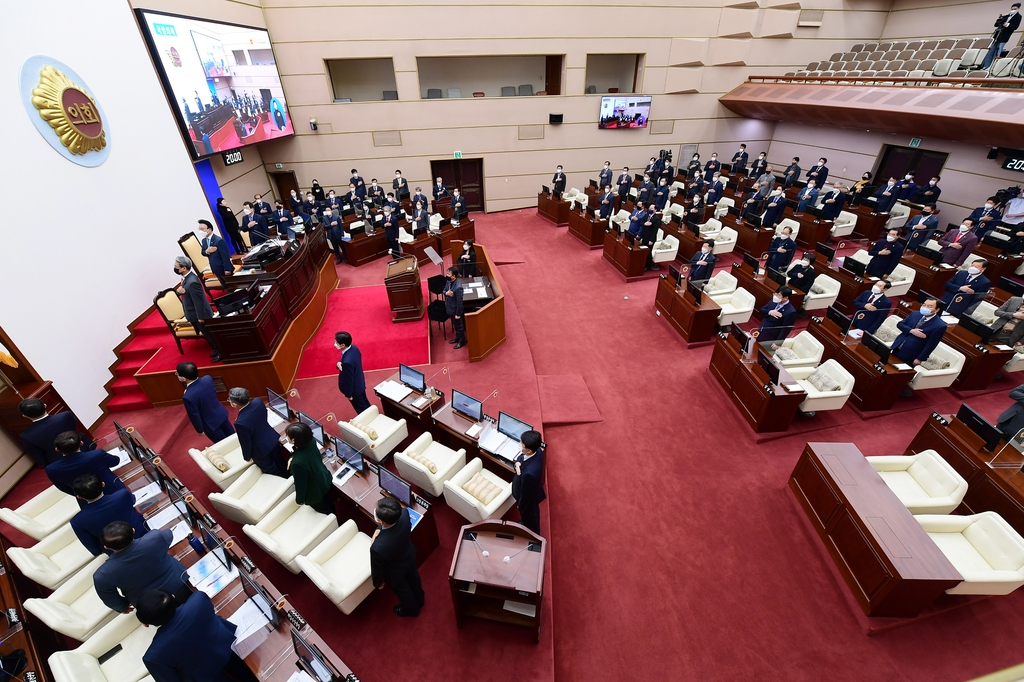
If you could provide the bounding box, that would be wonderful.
[463,244,470,251]
[968,266,981,275]
[808,183,815,189]
[243,208,252,215]
[774,190,783,196]
[905,174,913,180]
[604,164,610,168]
[799,259,810,268]
[986,203,995,209]
[887,235,897,242]
[713,175,720,181]
[702,247,711,254]
[930,180,937,186]
[693,155,699,160]
[920,306,934,317]
[773,294,783,304]
[396,174,401,178]
[872,285,884,295]
[960,225,971,233]
[759,155,765,159]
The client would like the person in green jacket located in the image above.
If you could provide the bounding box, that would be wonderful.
[285,423,333,515]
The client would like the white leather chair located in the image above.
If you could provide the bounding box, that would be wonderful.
[974,301,1024,371]
[798,272,841,311]
[884,263,916,298]
[208,466,295,525]
[887,203,911,230]
[48,612,156,682]
[398,227,415,244]
[0,486,79,542]
[714,197,734,219]
[866,450,968,515]
[772,331,824,369]
[243,493,338,574]
[24,555,116,641]
[443,458,515,523]
[715,287,756,326]
[429,213,443,230]
[909,342,966,391]
[663,204,685,222]
[652,233,680,263]
[697,217,722,237]
[394,432,467,497]
[789,359,856,414]
[337,406,408,462]
[610,209,630,232]
[830,211,858,239]
[776,219,800,242]
[7,523,93,590]
[295,520,374,615]
[703,270,737,297]
[187,434,252,491]
[670,181,687,199]
[712,226,737,255]
[915,512,1024,595]
[563,188,580,205]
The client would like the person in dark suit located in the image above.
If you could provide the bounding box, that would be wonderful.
[912,177,942,205]
[382,205,400,258]
[94,522,191,612]
[198,220,233,285]
[938,220,980,266]
[240,203,270,246]
[998,384,1024,442]
[616,167,632,202]
[645,157,662,177]
[18,398,93,467]
[301,193,321,224]
[891,299,947,366]
[252,193,272,217]
[137,589,258,682]
[765,226,797,272]
[787,252,817,292]
[457,239,477,277]
[334,331,371,414]
[393,170,409,199]
[819,184,847,221]
[368,179,386,207]
[215,198,244,253]
[311,179,326,202]
[47,431,124,502]
[968,197,1003,238]
[758,286,797,345]
[512,430,546,535]
[806,158,829,186]
[873,177,900,214]
[762,189,787,229]
[598,185,616,220]
[990,296,1024,347]
[272,200,295,240]
[942,259,990,317]
[684,194,704,227]
[796,181,819,213]
[782,157,801,188]
[412,188,429,211]
[983,2,1022,68]
[413,200,430,233]
[685,154,701,179]
[551,166,566,195]
[636,175,654,205]
[70,475,146,556]
[444,267,467,349]
[371,497,424,617]
[905,207,941,251]
[450,189,467,220]
[851,280,893,334]
[895,172,917,202]
[176,362,233,443]
[730,144,749,173]
[703,154,721,182]
[741,189,765,221]
[627,202,648,237]
[641,209,662,270]
[706,173,725,207]
[287,189,303,214]
[687,175,707,202]
[432,177,449,201]
[866,229,906,277]
[350,169,366,199]
[903,204,939,235]
[228,388,288,477]
[749,152,768,180]
[323,207,346,264]
[599,161,613,189]
[653,178,671,211]
[173,257,219,362]
[688,240,717,282]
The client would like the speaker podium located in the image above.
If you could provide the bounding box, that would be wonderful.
[385,256,425,323]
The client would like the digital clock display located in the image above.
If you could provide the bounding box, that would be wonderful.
[221,150,244,166]
[1002,157,1024,172]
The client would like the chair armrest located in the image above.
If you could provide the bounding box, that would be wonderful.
[255,496,298,533]
[307,520,359,564]
[786,367,816,380]
[294,556,346,603]
[865,455,915,472]
[243,525,282,555]
[914,514,975,532]
[402,432,432,457]
[20,487,70,516]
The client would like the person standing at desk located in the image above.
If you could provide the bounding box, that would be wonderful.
[782,157,801,189]
[866,228,905,278]
[763,188,787,229]
[636,174,654,205]
[457,239,477,277]
[989,296,1024,347]
[198,220,233,285]
[806,158,829,186]
[796,181,818,214]
[703,153,721,182]
[512,430,546,536]
[252,193,272,218]
[968,197,1003,238]
[311,178,326,202]
[272,200,295,240]
[938,220,980,266]
[136,589,258,682]
[70,475,147,556]
[382,204,400,258]
[851,280,893,334]
[749,152,768,180]
[451,188,467,221]
[433,177,449,203]
[335,331,371,414]
[942,259,990,317]
[641,208,662,271]
[240,203,269,246]
[285,423,333,515]
[685,194,704,227]
[47,431,124,501]
[904,204,939,235]
[368,179,386,207]
[891,299,947,368]
[324,206,346,265]
[598,184,616,221]
[895,172,917,202]
[393,169,409,199]
[599,161,613,190]
[913,176,942,205]
[731,144,748,174]
[18,398,93,467]
[997,385,1024,442]
[173,256,220,363]
[645,156,662,177]
[215,197,244,253]
[350,169,366,200]
[412,187,429,211]
[228,387,288,478]
[787,252,817,292]
[627,201,648,237]
[413,200,430,233]
[287,188,303,215]
[819,184,847,222]
[176,362,233,443]
[873,177,900,214]
[93,522,191,612]
[765,226,797,272]
[444,267,467,350]
[758,287,797,345]
[685,154,701,179]
[849,171,873,207]
[552,166,566,196]
[616,167,632,203]
[371,497,424,618]
[707,172,724,207]
[653,178,670,211]
[688,240,717,282]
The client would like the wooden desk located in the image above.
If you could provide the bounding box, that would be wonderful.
[789,442,963,617]
[827,262,875,315]
[0,534,58,681]
[385,257,425,323]
[449,520,545,642]
[340,230,389,266]
[232,229,325,316]
[661,219,702,262]
[405,231,440,267]
[973,243,1024,284]
[850,205,890,243]
[602,230,648,282]
[454,242,506,362]
[437,220,476,257]
[731,262,805,318]
[537,192,570,226]
[432,196,453,218]
[204,285,291,364]
[567,207,606,248]
[374,372,444,432]
[709,335,806,433]
[654,275,721,344]
[899,252,959,299]
[788,213,832,250]
[721,214,774,259]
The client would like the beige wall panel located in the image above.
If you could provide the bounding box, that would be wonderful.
[212,147,274,210]
[700,66,760,93]
[643,66,669,94]
[812,11,889,39]
[759,10,800,38]
[281,73,333,106]
[720,8,760,37]
[669,38,710,66]
[666,67,704,94]
[881,1,1006,39]
[395,71,422,100]
[709,38,753,65]
[566,67,587,95]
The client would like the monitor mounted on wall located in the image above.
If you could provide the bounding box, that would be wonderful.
[598,96,652,129]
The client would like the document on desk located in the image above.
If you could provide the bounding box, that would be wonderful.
[478,425,506,454]
[375,380,413,402]
[108,447,132,471]
[147,504,182,531]
[893,363,913,371]
[170,521,191,547]
[228,599,271,659]
[188,552,239,598]
[286,671,316,682]
[408,508,423,530]
[267,411,286,429]
[133,482,162,505]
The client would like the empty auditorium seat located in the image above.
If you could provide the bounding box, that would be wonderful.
[907,41,925,51]
[915,512,1024,596]
[426,88,442,99]
[897,50,915,60]
[869,60,888,71]
[932,59,954,76]
[382,90,398,100]
[928,49,948,60]
[828,52,843,61]
[973,37,993,51]
[518,84,534,96]
[946,70,969,79]
[806,61,821,71]
[912,49,932,60]
[501,86,516,96]
[714,288,756,327]
[882,50,900,60]
[919,59,937,72]
[867,50,885,60]
[851,43,865,52]
[447,88,462,98]
[878,42,894,51]
[946,48,967,64]
[936,39,956,50]
[921,39,939,50]
[841,52,857,61]
[890,41,908,51]
[887,61,904,71]
[954,38,973,49]
[958,48,982,70]
[991,57,1021,77]
[967,70,989,79]
[867,450,968,515]
[903,59,920,71]
[862,42,879,52]
[854,52,872,62]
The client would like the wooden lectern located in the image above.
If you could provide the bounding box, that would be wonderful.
[385,256,425,323]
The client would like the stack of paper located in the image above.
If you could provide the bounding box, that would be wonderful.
[228,599,271,659]
[133,482,162,505]
[146,505,182,530]
[187,552,238,598]
[375,380,413,402]
[108,447,132,470]
[266,411,286,429]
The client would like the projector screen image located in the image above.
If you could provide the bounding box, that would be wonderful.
[598,96,652,129]
[136,10,294,158]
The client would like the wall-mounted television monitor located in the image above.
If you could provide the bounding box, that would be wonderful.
[598,96,652,129]
[135,10,295,159]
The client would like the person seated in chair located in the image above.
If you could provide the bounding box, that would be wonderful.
[851,280,893,334]
[990,296,1024,348]
[866,228,905,278]
[941,259,990,317]
[787,252,817,293]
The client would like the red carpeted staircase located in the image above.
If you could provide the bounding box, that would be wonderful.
[103,310,171,413]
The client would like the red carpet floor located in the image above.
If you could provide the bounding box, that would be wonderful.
[295,283,430,379]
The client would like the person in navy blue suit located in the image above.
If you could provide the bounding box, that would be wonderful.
[286,189,303,214]
[866,229,906,277]
[851,281,893,334]
[895,172,917,201]
[18,398,93,467]
[903,205,939,235]
[787,252,817,292]
[70,475,146,556]
[806,158,829,186]
[240,203,270,246]
[616,168,632,202]
[942,260,990,317]
[350,169,367,199]
[873,177,900,214]
[335,332,370,415]
[891,300,948,366]
[176,362,233,443]
[688,240,718,282]
[512,430,546,535]
[228,387,287,477]
[94,524,190,612]
[796,181,819,213]
[599,161,613,190]
[730,144,749,173]
[627,202,648,237]
[703,154,721,182]
[762,189,787,229]
[968,197,1003,238]
[912,176,942,204]
[272,200,294,239]
[198,220,233,285]
[432,177,448,201]
[765,226,797,272]
[653,179,670,211]
[371,498,424,618]
[174,256,220,362]
[450,189,467,220]
[706,173,725,207]
[636,175,653,205]
[758,286,797,345]
[598,185,616,220]
[412,188,429,212]
[251,193,272,218]
[819,184,847,221]
[137,590,258,682]
[47,431,125,503]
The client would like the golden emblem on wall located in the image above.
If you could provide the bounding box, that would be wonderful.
[31,65,106,155]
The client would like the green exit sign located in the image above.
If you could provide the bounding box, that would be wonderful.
[454,151,463,159]
[909,138,922,148]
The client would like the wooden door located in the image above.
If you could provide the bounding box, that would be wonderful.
[545,55,563,96]
[269,171,299,203]
[429,158,486,213]
[875,145,948,185]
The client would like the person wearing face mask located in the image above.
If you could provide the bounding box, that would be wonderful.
[749,152,768,180]
[989,295,1024,348]
[755,166,776,199]
[385,192,401,213]
[272,200,295,239]
[392,169,409,200]
[707,173,725,207]
[368,178,386,207]
[903,204,940,238]
[252,193,272,216]
[283,423,332,515]
[819,183,848,222]
[653,178,670,211]
[443,267,467,349]
[450,188,467,220]
[301,192,320,225]
[806,158,829,186]
[873,176,900,214]
[551,166,567,196]
[176,361,232,441]
[939,219,980,266]
[598,184,616,221]
[511,430,546,536]
[687,174,707,201]
[215,198,245,253]
[335,331,370,414]
[432,176,449,203]
[239,202,269,245]
[983,2,1022,69]
[287,189,303,214]
[763,188,787,228]
[599,161,613,189]
[765,226,797,272]
[617,167,633,202]
[912,176,942,204]
[891,298,948,369]
[411,187,429,212]
[866,228,906,277]
[641,208,663,271]
[325,189,343,213]
[783,156,801,189]
[796,180,819,214]
[851,280,894,334]
[628,201,648,237]
[758,286,797,345]
[686,154,701,180]
[311,178,326,202]
[703,153,721,182]
[413,200,430,234]
[457,239,477,277]
[688,239,717,281]
[894,171,917,201]
[731,144,749,174]
[381,205,400,258]
[968,197,1003,238]
[942,259,990,317]
[323,206,346,264]
[786,252,817,292]
[197,220,233,285]
[850,172,873,206]
[637,174,655,205]
[685,194,704,227]
[350,169,366,199]
[172,259,220,363]
[370,497,424,618]
[645,157,661,177]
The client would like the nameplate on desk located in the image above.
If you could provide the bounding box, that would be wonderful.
[782,383,803,393]
[466,423,483,438]
[893,362,913,371]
